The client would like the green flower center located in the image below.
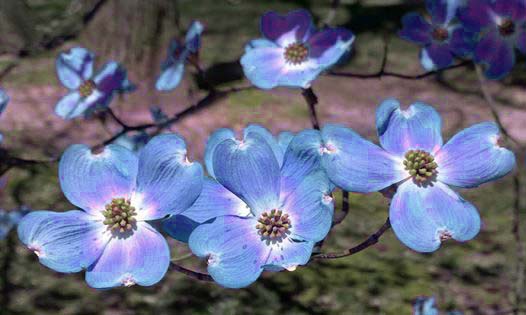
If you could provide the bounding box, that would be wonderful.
[79,80,96,98]
[102,198,137,233]
[432,27,449,42]
[403,149,438,184]
[284,42,309,65]
[256,209,291,241]
[498,19,515,36]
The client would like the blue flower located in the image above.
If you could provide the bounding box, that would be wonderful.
[0,88,9,143]
[0,207,28,240]
[413,297,439,315]
[320,98,516,252]
[399,0,475,71]
[165,125,333,288]
[17,134,203,288]
[156,21,204,91]
[458,0,526,79]
[55,47,135,120]
[240,9,355,89]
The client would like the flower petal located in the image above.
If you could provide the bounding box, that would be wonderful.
[435,122,516,188]
[245,38,279,51]
[134,134,203,220]
[17,210,109,273]
[59,144,138,215]
[0,88,9,116]
[376,98,443,156]
[260,9,313,46]
[321,124,407,193]
[94,62,133,94]
[56,47,95,89]
[85,222,170,288]
[425,43,454,69]
[518,28,526,54]
[184,20,204,53]
[281,129,324,194]
[244,124,284,167]
[240,46,286,89]
[55,91,104,120]
[426,0,462,24]
[161,214,200,243]
[307,28,355,66]
[175,177,250,224]
[189,216,267,288]
[494,0,525,20]
[155,62,185,91]
[398,13,433,45]
[277,131,294,154]
[281,171,334,242]
[263,239,314,271]
[390,180,481,252]
[457,0,493,31]
[474,30,516,80]
[213,132,281,215]
[204,128,236,178]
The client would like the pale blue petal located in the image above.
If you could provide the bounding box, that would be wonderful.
[85,222,170,288]
[56,47,95,89]
[240,46,285,89]
[177,177,249,224]
[436,122,516,188]
[0,88,9,116]
[185,20,204,53]
[17,210,108,273]
[281,171,334,242]
[204,128,235,178]
[188,216,266,288]
[321,124,407,193]
[213,132,281,215]
[135,134,203,220]
[390,180,481,253]
[59,144,138,215]
[376,99,443,156]
[155,62,185,91]
[245,38,279,52]
[277,131,294,154]
[243,124,283,167]
[161,214,200,243]
[263,238,314,271]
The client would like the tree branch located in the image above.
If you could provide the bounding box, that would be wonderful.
[170,262,213,282]
[301,87,320,130]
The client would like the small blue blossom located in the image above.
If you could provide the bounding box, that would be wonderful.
[164,124,333,288]
[399,0,475,71]
[17,134,203,288]
[55,47,135,120]
[0,88,9,143]
[320,98,516,252]
[0,207,28,240]
[156,21,204,91]
[413,297,439,315]
[458,0,526,79]
[240,9,355,89]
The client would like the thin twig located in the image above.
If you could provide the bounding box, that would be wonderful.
[312,217,391,260]
[301,87,320,130]
[170,263,213,282]
[332,190,350,226]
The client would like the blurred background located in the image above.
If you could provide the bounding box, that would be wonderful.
[0,0,525,314]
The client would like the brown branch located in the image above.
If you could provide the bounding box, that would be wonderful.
[332,190,350,226]
[170,263,213,282]
[312,217,391,260]
[301,87,320,130]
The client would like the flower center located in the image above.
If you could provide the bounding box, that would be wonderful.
[284,42,309,65]
[79,80,96,98]
[102,198,137,233]
[498,19,515,36]
[403,149,438,184]
[431,27,449,42]
[256,209,291,241]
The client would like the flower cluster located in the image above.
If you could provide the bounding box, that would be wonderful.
[413,297,463,315]
[400,0,526,78]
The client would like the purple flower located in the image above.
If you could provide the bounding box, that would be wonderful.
[156,21,204,91]
[241,9,355,89]
[320,98,516,252]
[399,0,475,70]
[17,134,203,288]
[458,0,526,79]
[55,47,135,120]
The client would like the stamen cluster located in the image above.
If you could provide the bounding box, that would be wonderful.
[403,149,438,184]
[431,27,449,41]
[284,42,309,65]
[102,198,137,233]
[256,209,291,241]
[498,19,515,36]
[79,80,96,98]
